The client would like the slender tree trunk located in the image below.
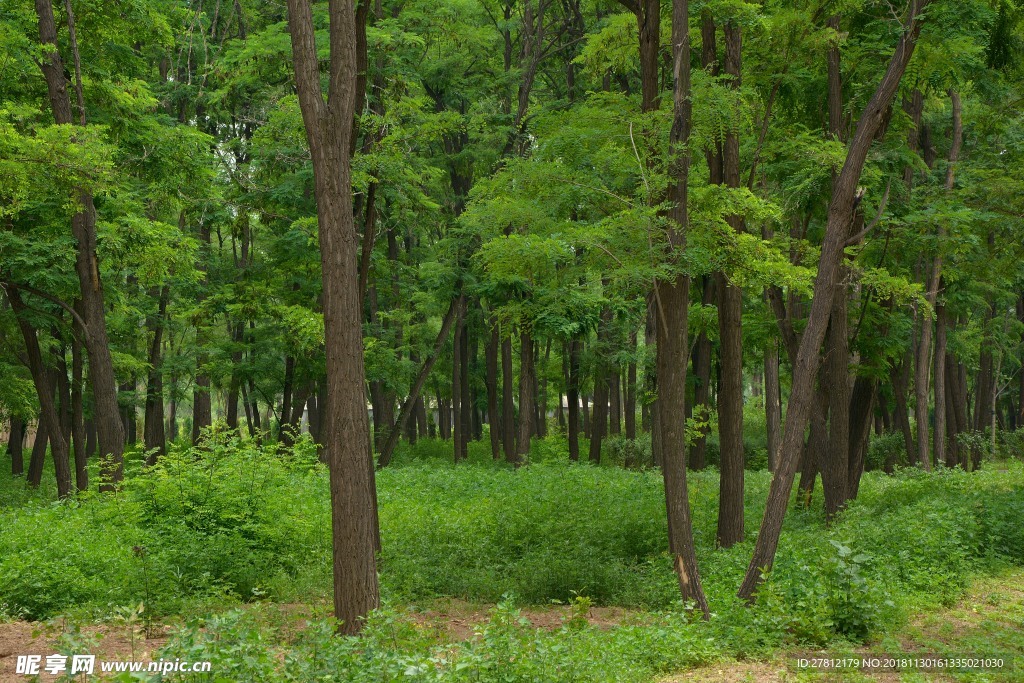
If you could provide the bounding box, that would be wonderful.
[10,289,72,498]
[738,0,930,601]
[625,332,637,440]
[28,424,47,488]
[847,376,876,499]
[821,304,850,520]
[501,326,516,461]
[144,286,170,463]
[658,0,709,616]
[452,304,465,462]
[34,0,124,487]
[377,295,463,467]
[193,225,213,445]
[764,340,781,473]
[486,319,501,459]
[286,0,380,634]
[71,327,87,490]
[568,337,581,461]
[8,417,25,477]
[690,277,716,470]
[459,316,471,458]
[517,330,535,459]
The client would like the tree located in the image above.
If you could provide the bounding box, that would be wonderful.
[738,0,933,602]
[284,0,380,635]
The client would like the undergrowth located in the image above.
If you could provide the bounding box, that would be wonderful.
[1,431,1022,681]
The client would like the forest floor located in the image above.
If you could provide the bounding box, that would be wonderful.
[663,568,1024,682]
[1,570,1021,682]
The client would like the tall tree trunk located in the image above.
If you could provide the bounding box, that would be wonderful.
[625,331,637,440]
[716,18,745,548]
[28,424,48,488]
[144,285,170,463]
[821,304,850,520]
[34,0,124,487]
[193,224,213,445]
[516,330,535,460]
[567,337,581,461]
[452,303,465,462]
[8,417,25,476]
[739,0,930,601]
[764,340,781,473]
[286,0,380,634]
[486,319,501,459]
[10,289,72,498]
[589,303,613,464]
[690,277,716,470]
[658,0,709,616]
[459,315,471,457]
[846,376,876,499]
[502,326,516,461]
[71,328,87,490]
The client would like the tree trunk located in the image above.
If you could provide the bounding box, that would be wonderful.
[738,0,930,601]
[625,332,637,440]
[821,302,850,520]
[567,337,581,461]
[716,274,745,546]
[10,289,72,498]
[452,305,465,462]
[847,376,876,499]
[286,0,380,634]
[28,425,47,488]
[71,328,87,490]
[502,326,516,461]
[34,0,125,487]
[459,315,471,457]
[486,319,501,459]
[764,340,781,473]
[144,286,170,463]
[8,417,25,477]
[516,330,535,460]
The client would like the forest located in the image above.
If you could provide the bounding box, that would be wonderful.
[1,0,1024,679]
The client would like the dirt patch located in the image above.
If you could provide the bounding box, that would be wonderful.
[0,621,169,682]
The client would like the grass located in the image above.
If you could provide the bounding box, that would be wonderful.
[1,430,1022,680]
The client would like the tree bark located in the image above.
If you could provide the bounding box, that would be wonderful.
[144,285,170,463]
[516,330,535,460]
[8,417,25,476]
[502,327,517,461]
[567,337,581,461]
[658,0,709,616]
[738,0,930,602]
[764,340,781,473]
[486,317,501,459]
[10,289,72,498]
[34,0,125,487]
[286,0,380,634]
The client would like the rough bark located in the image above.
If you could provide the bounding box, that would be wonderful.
[764,340,782,473]
[144,285,170,463]
[486,318,501,459]
[35,0,125,486]
[516,330,535,459]
[738,0,930,601]
[567,337,581,461]
[10,289,72,498]
[8,417,25,476]
[502,327,517,461]
[286,0,380,634]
